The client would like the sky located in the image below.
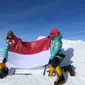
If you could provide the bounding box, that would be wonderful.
[0,0,85,51]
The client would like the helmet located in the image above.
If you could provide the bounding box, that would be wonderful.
[50,28,59,37]
[0,62,8,79]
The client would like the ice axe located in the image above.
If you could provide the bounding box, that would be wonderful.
[43,64,47,76]
[43,59,51,76]
[43,63,50,76]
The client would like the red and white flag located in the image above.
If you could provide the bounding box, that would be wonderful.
[8,37,50,68]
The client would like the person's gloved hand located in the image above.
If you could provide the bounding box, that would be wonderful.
[3,58,7,63]
[47,35,50,38]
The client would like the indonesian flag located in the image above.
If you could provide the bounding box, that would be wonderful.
[7,37,51,68]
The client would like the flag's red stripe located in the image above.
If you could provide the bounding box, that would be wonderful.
[8,37,50,55]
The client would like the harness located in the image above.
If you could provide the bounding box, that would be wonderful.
[55,54,65,60]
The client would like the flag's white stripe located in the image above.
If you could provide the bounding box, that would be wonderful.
[8,50,50,68]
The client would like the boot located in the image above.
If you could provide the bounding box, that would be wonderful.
[48,65,56,76]
[63,65,75,76]
[54,81,63,85]
[54,74,65,85]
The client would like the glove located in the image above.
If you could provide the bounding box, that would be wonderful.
[3,58,7,63]
[47,35,50,38]
[48,59,52,64]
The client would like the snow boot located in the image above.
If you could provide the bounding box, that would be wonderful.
[47,65,56,76]
[63,64,75,76]
[54,74,65,85]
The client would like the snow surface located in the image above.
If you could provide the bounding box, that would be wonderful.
[0,39,85,85]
